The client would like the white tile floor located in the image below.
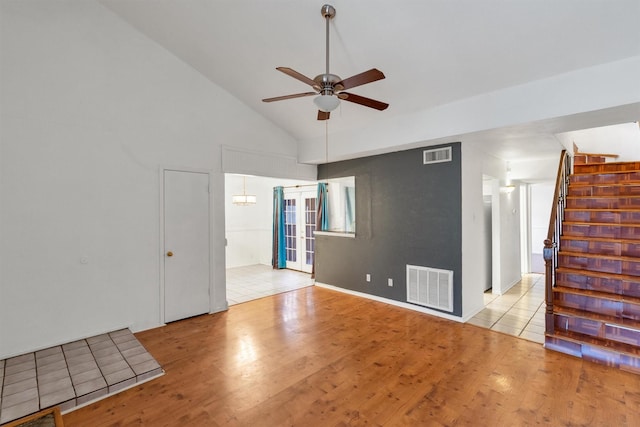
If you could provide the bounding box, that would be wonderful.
[468,273,546,344]
[226,264,314,305]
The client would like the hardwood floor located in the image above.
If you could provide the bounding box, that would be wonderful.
[63,287,640,426]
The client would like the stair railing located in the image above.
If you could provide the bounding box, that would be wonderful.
[544,149,570,335]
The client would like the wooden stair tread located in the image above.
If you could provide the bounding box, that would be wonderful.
[571,169,640,176]
[565,208,640,212]
[556,266,640,282]
[564,221,640,227]
[569,182,640,187]
[553,285,640,304]
[547,330,640,357]
[560,236,640,244]
[566,195,640,199]
[558,250,640,261]
[573,152,620,159]
[553,306,640,329]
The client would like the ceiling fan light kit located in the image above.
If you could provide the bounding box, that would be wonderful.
[314,94,341,112]
[262,4,388,121]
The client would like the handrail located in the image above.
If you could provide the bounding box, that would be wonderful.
[543,149,570,336]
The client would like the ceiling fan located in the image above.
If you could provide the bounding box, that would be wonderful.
[262,4,389,121]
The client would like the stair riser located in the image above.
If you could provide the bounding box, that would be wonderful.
[564,210,640,224]
[559,254,640,276]
[573,155,607,166]
[554,314,640,347]
[560,239,640,257]
[554,291,640,320]
[563,224,640,240]
[566,197,640,209]
[556,272,640,298]
[574,162,640,174]
[568,185,640,197]
[545,336,640,374]
[571,172,640,185]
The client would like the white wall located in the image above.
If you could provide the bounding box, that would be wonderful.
[530,182,555,272]
[556,122,640,162]
[498,186,523,293]
[225,175,271,268]
[460,143,486,319]
[461,143,523,319]
[0,1,304,358]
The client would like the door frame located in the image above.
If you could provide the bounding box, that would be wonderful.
[159,166,214,325]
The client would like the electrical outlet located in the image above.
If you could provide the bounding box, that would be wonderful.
[366,274,371,282]
[388,278,393,287]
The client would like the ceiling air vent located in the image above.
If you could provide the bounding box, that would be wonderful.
[423,147,452,165]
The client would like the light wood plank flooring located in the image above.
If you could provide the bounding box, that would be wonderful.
[63,286,640,426]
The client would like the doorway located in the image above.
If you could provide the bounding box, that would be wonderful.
[483,195,493,292]
[224,175,316,305]
[163,169,211,323]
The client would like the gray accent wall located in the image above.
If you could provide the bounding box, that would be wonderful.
[316,143,463,316]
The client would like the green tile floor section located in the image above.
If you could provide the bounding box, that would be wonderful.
[0,329,163,424]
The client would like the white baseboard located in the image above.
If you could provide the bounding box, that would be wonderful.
[314,282,465,323]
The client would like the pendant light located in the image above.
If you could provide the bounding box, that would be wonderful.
[232,176,257,205]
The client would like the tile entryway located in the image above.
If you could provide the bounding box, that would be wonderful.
[0,329,163,425]
[226,264,313,305]
[468,273,546,343]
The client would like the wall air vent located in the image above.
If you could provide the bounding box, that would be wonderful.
[406,265,453,312]
[423,147,452,165]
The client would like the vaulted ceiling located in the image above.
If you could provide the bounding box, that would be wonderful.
[101,0,640,164]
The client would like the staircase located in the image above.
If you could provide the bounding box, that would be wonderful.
[544,156,640,375]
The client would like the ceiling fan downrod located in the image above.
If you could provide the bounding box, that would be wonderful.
[317,4,338,96]
[321,4,335,77]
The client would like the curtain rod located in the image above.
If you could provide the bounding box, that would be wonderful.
[280,184,319,189]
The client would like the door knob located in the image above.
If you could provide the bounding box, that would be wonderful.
[166,251,173,257]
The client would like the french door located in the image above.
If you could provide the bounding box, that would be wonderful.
[284,190,316,273]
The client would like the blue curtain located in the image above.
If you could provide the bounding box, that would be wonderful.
[317,182,329,231]
[272,186,286,269]
[345,186,355,233]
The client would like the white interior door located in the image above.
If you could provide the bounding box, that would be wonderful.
[284,190,316,273]
[164,170,210,323]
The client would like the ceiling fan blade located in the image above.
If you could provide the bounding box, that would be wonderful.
[317,111,330,121]
[262,92,317,103]
[337,68,385,90]
[341,92,389,111]
[276,67,319,88]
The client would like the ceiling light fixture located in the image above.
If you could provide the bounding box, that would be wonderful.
[314,94,340,112]
[232,176,257,205]
[500,184,516,194]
